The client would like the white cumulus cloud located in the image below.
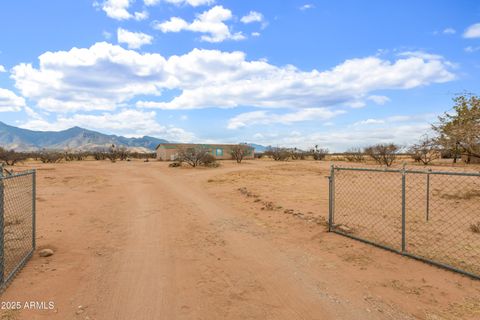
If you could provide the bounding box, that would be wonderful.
[240,11,263,24]
[138,49,455,110]
[0,65,6,73]
[463,23,480,38]
[117,28,153,49]
[100,0,148,21]
[0,88,26,112]
[10,43,456,116]
[145,0,214,6]
[154,5,245,42]
[11,42,169,112]
[227,108,345,129]
[20,109,195,142]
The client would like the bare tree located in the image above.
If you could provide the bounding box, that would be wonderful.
[230,145,253,163]
[177,146,212,167]
[309,145,329,160]
[408,135,439,165]
[344,148,365,163]
[0,147,27,166]
[39,151,63,163]
[106,144,119,163]
[264,147,290,161]
[364,143,400,167]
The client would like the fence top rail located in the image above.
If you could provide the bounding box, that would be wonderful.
[0,169,36,180]
[333,166,480,177]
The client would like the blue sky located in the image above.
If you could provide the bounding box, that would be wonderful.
[0,0,479,151]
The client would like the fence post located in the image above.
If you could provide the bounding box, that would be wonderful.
[328,165,334,231]
[32,170,36,251]
[426,169,431,222]
[0,165,4,285]
[401,166,406,253]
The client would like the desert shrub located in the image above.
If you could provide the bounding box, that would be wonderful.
[39,151,63,163]
[408,135,439,165]
[93,151,107,161]
[0,147,28,166]
[106,145,119,163]
[364,143,401,167]
[264,147,290,161]
[117,147,130,161]
[309,145,329,160]
[201,153,218,167]
[344,148,365,163]
[169,162,182,167]
[470,222,480,234]
[177,146,212,167]
[230,145,254,163]
[63,151,88,161]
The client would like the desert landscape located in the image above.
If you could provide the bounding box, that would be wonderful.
[1,159,479,320]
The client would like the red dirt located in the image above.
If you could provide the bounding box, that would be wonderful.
[1,160,479,320]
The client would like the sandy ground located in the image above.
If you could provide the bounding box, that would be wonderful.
[1,160,479,320]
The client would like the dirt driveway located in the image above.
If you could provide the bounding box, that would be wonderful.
[1,160,479,320]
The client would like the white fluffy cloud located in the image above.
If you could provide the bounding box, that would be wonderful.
[11,42,169,112]
[117,28,153,49]
[0,88,26,112]
[227,108,345,129]
[463,23,480,38]
[21,109,195,142]
[138,49,455,110]
[145,0,214,6]
[154,5,245,42]
[0,65,6,73]
[240,11,263,24]
[11,43,455,114]
[367,95,390,105]
[99,0,148,21]
[249,117,434,151]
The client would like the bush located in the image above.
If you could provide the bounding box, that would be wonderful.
[309,145,329,160]
[39,151,63,163]
[264,147,290,161]
[408,135,439,165]
[471,222,480,234]
[230,145,253,163]
[0,147,28,166]
[344,148,365,163]
[169,162,182,167]
[364,143,400,167]
[177,146,217,167]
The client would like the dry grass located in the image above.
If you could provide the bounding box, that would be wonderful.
[470,222,480,234]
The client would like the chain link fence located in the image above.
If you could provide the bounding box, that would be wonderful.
[328,165,480,279]
[0,166,36,290]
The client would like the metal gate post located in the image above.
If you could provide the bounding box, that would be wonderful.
[0,165,4,285]
[426,169,431,222]
[401,167,406,253]
[328,165,334,231]
[32,170,36,250]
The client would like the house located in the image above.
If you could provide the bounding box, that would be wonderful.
[461,154,480,164]
[156,143,255,161]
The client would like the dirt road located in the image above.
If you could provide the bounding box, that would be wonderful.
[2,161,479,320]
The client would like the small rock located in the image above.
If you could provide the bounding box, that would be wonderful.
[39,249,54,257]
[337,225,352,233]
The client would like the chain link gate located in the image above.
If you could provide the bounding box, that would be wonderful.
[0,165,36,291]
[328,165,480,280]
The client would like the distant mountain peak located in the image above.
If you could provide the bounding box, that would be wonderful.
[0,122,168,152]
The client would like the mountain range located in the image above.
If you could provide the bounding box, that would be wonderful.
[0,122,167,152]
[0,122,267,153]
